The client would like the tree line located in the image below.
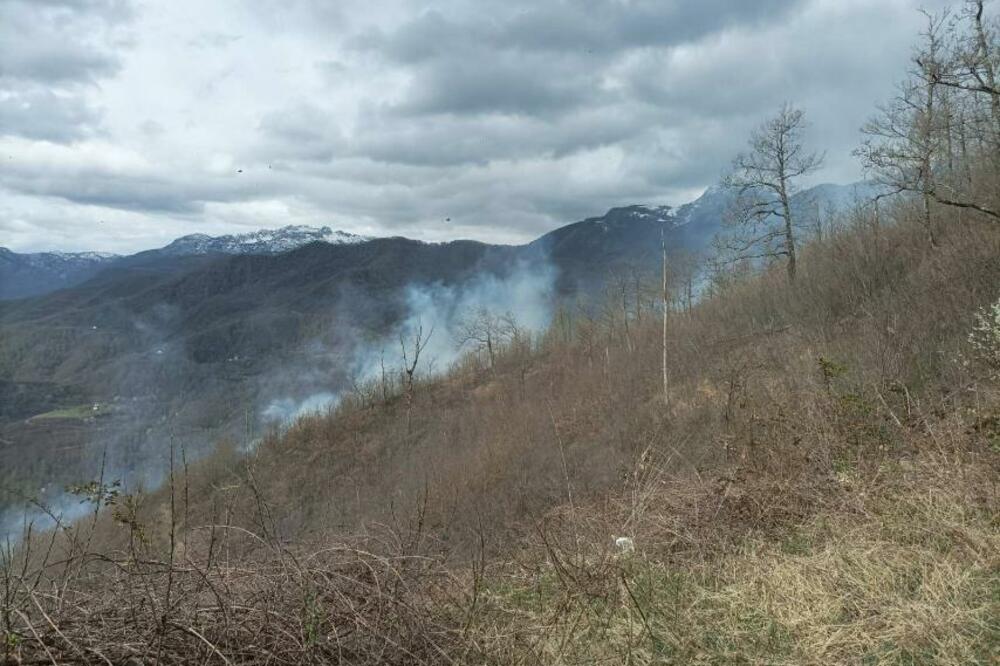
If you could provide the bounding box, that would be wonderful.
[720,0,999,279]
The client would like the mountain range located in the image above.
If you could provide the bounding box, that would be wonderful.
[0,226,371,300]
[0,181,877,514]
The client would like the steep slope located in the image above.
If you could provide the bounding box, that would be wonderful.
[0,181,876,510]
[528,204,677,291]
[0,237,516,501]
[528,182,874,291]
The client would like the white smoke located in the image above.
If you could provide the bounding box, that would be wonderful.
[1,492,99,544]
[262,391,340,424]
[356,259,557,381]
[259,258,558,425]
[2,259,559,542]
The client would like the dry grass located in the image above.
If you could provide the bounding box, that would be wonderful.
[462,442,998,665]
[3,443,996,664]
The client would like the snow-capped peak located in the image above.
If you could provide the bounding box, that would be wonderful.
[161,225,371,256]
[48,251,119,261]
[629,205,673,222]
[0,249,121,269]
[593,205,675,228]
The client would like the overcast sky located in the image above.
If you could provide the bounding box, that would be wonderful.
[0,0,956,253]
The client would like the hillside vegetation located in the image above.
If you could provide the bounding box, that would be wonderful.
[2,190,999,664]
[0,198,729,513]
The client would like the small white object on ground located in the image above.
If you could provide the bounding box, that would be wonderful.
[614,536,635,554]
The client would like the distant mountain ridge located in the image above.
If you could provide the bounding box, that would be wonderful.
[0,182,879,301]
[0,225,368,300]
[0,248,121,300]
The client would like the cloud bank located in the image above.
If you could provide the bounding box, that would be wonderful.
[0,0,957,253]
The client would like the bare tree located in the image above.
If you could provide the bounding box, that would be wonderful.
[661,231,669,407]
[400,323,433,431]
[858,11,950,243]
[928,1,999,142]
[454,307,517,370]
[607,268,635,353]
[348,371,377,410]
[598,264,658,355]
[721,103,824,282]
[379,347,391,405]
[501,311,526,355]
[859,4,1000,226]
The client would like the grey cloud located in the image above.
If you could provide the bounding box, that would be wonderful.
[399,52,599,117]
[188,32,243,49]
[614,0,935,185]
[138,119,166,137]
[352,1,806,121]
[0,41,119,84]
[12,0,128,10]
[0,0,131,141]
[0,86,103,141]
[245,0,350,38]
[251,0,817,171]
[2,162,283,215]
[495,0,804,54]
[1,0,954,253]
[356,106,649,166]
[0,0,129,83]
[257,104,346,161]
[257,101,650,167]
[361,1,805,63]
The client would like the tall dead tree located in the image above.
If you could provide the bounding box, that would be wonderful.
[721,103,824,282]
[858,11,951,243]
[400,323,433,432]
[661,230,669,407]
[919,10,946,242]
[606,268,635,353]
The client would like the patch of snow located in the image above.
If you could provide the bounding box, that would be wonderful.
[162,225,372,256]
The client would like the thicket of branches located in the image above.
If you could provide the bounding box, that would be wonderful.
[858,0,1000,233]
